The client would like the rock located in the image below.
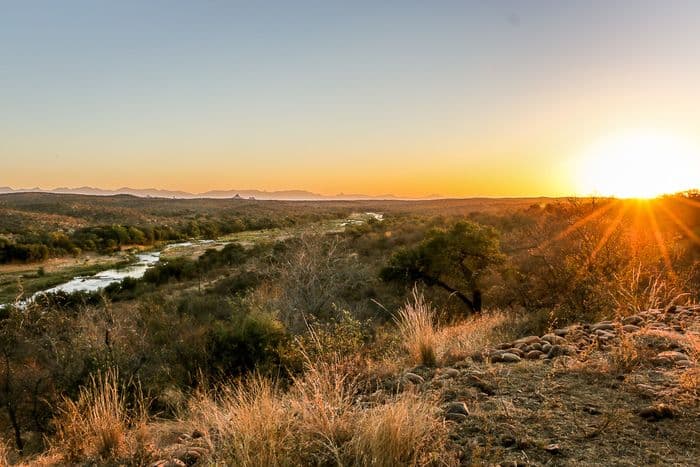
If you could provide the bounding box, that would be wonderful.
[622,315,644,326]
[542,333,567,345]
[655,351,690,364]
[500,434,517,447]
[547,345,576,359]
[622,324,640,333]
[513,335,541,345]
[465,374,495,395]
[445,412,467,423]
[191,429,205,439]
[595,329,616,339]
[469,352,486,363]
[445,401,469,417]
[541,343,552,353]
[544,443,561,454]
[496,343,513,350]
[403,372,425,385]
[591,323,615,332]
[493,352,521,363]
[526,350,543,360]
[638,404,675,421]
[530,342,542,351]
[174,447,208,465]
[506,348,525,358]
[152,460,187,467]
[440,367,460,378]
[583,405,601,415]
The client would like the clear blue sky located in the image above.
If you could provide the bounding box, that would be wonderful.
[2,1,699,196]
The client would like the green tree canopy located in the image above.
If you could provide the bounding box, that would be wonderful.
[381,221,504,313]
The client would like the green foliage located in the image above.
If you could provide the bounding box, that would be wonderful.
[205,312,287,377]
[381,221,504,313]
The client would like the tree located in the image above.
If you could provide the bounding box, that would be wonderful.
[381,221,504,313]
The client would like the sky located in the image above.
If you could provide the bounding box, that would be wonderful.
[2,1,700,197]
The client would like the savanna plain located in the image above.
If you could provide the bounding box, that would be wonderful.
[0,192,698,466]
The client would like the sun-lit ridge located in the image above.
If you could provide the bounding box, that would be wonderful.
[576,130,700,199]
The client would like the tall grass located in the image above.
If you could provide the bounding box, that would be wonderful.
[348,394,451,466]
[438,310,510,363]
[613,264,688,316]
[289,359,359,464]
[187,376,293,466]
[394,289,438,366]
[53,369,148,462]
[186,356,454,466]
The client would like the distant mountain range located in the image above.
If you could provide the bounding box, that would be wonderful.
[0,186,438,201]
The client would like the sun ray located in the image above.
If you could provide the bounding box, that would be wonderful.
[643,202,677,280]
[589,203,629,261]
[673,194,700,210]
[553,200,617,242]
[656,201,700,247]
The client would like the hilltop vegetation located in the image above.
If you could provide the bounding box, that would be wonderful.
[0,193,698,465]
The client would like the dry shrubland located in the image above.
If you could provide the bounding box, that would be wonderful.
[1,196,699,465]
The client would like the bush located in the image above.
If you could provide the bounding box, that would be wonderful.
[206,312,287,377]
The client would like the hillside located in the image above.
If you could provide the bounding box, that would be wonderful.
[11,303,697,466]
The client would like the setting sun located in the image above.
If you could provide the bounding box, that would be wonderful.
[576,130,700,199]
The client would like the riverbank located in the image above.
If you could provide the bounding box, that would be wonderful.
[0,254,134,304]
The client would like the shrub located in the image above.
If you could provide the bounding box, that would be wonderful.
[206,312,287,377]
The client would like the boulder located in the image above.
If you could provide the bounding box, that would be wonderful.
[655,351,690,362]
[445,401,470,416]
[492,352,521,363]
[151,460,187,467]
[541,333,567,345]
[506,348,525,358]
[526,350,543,360]
[638,404,675,421]
[547,345,576,359]
[591,322,615,332]
[440,368,460,378]
[403,372,425,385]
[622,315,644,326]
[445,413,467,423]
[513,335,541,346]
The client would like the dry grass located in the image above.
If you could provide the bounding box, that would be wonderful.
[185,354,455,466]
[52,369,149,463]
[438,310,510,364]
[348,394,453,467]
[395,289,438,366]
[606,326,644,373]
[613,265,688,316]
[187,376,293,466]
[289,359,359,464]
[0,437,9,466]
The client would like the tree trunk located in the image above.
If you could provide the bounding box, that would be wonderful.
[432,278,475,312]
[7,403,23,453]
[472,289,482,313]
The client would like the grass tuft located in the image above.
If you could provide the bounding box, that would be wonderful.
[394,288,438,367]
